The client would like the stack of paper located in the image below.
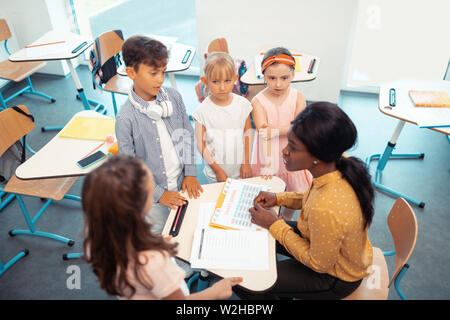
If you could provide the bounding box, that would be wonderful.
[190,202,269,271]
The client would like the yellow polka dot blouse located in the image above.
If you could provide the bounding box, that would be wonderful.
[269,170,373,282]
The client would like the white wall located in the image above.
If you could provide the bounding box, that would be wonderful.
[195,0,357,103]
[346,0,450,89]
[0,0,78,78]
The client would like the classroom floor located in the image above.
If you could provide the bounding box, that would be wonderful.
[0,67,449,300]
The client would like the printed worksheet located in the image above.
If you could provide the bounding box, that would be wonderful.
[210,179,271,231]
[190,227,269,270]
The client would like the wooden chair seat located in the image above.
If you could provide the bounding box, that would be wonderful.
[104,74,132,94]
[0,59,46,82]
[342,247,389,300]
[4,175,78,201]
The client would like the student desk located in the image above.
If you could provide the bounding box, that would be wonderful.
[162,176,286,292]
[117,36,196,90]
[15,110,113,180]
[9,30,104,131]
[240,50,320,85]
[366,80,450,207]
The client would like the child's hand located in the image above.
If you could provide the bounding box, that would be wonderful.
[214,167,228,182]
[182,176,203,199]
[259,124,279,141]
[240,164,253,179]
[210,277,243,299]
[258,124,271,141]
[260,162,275,180]
[159,191,187,210]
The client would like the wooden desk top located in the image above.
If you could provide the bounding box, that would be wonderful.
[162,176,286,292]
[240,51,320,85]
[9,30,93,62]
[15,110,114,180]
[379,80,450,135]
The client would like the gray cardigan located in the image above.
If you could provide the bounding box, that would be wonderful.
[115,87,196,202]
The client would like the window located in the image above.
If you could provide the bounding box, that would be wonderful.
[71,0,199,70]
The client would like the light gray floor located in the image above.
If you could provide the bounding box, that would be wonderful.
[0,67,449,300]
[1,0,450,299]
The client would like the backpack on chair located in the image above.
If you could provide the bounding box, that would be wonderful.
[88,30,124,90]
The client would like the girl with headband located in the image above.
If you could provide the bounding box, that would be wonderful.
[251,47,312,220]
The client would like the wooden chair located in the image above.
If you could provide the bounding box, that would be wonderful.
[0,105,80,246]
[90,30,132,116]
[343,198,418,300]
[0,19,55,110]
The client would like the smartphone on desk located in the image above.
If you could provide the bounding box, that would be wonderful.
[77,150,107,169]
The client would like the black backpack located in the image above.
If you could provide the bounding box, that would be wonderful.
[89,30,124,89]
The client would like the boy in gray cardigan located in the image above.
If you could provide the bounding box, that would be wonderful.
[116,35,203,234]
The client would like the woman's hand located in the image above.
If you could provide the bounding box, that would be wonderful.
[254,191,278,208]
[249,202,280,230]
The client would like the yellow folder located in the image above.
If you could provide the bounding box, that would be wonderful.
[59,117,115,141]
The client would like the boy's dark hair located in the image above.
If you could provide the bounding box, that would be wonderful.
[122,35,168,70]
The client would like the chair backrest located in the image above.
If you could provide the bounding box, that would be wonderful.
[387,198,418,288]
[207,38,229,55]
[0,19,12,42]
[89,30,124,88]
[0,105,34,157]
[94,30,124,66]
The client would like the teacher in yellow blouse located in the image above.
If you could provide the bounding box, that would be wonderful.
[235,101,375,300]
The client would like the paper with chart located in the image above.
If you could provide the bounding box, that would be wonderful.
[189,227,269,270]
[210,178,271,231]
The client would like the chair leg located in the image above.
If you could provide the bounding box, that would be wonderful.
[186,272,200,291]
[185,271,210,293]
[9,194,75,246]
[366,125,425,208]
[76,89,107,114]
[62,252,83,261]
[394,264,409,300]
[111,92,118,116]
[0,249,29,277]
[197,270,210,291]
[0,91,7,110]
[21,77,56,103]
[0,189,16,212]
